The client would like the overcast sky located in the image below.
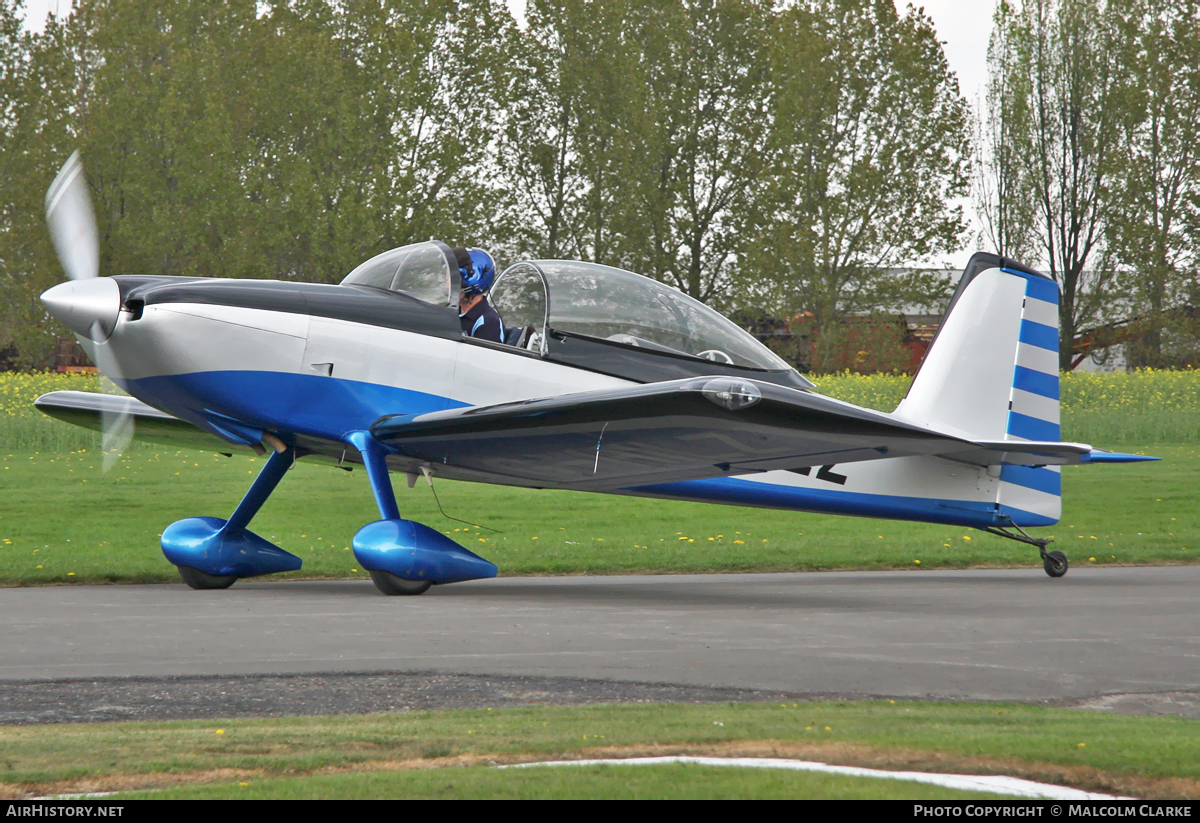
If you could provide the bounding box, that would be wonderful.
[20,0,998,266]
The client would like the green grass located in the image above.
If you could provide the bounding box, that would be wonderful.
[109,763,1014,800]
[2,368,1196,584]
[3,701,1197,798]
[0,443,1193,585]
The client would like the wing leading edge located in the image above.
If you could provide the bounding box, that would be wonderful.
[34,390,237,453]
[370,377,1112,491]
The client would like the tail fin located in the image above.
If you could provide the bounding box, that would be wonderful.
[893,252,1063,525]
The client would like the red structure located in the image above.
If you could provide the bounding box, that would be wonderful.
[54,337,96,373]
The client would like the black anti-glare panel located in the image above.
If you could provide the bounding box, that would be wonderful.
[115,276,463,340]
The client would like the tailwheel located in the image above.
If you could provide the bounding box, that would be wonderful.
[1042,549,1069,578]
[177,565,238,590]
[984,522,1066,579]
[369,569,432,596]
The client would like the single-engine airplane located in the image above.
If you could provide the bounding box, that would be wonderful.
[34,153,1155,595]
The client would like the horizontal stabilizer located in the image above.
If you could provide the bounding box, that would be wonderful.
[1079,450,1160,464]
[952,440,1092,464]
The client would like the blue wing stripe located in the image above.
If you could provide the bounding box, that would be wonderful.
[631,476,1056,528]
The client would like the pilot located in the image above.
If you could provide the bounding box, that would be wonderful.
[454,246,504,343]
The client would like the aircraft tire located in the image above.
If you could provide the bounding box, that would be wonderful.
[1042,550,1069,578]
[177,565,238,590]
[369,569,433,596]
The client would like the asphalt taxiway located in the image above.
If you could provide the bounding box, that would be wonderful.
[2,567,1197,722]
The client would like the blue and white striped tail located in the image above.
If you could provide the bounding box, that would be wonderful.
[999,271,1062,524]
[894,253,1062,526]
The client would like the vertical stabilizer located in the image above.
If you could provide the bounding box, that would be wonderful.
[893,252,1063,525]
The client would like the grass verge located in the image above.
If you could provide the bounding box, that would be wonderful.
[111,763,1020,800]
[3,702,1197,799]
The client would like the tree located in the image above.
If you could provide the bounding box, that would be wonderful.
[0,0,518,367]
[1105,0,1200,367]
[975,0,1037,263]
[501,0,774,305]
[739,0,969,361]
[78,0,514,284]
[627,0,775,303]
[0,0,31,359]
[983,0,1127,370]
[340,0,517,259]
[499,0,651,263]
[0,0,82,368]
[83,1,266,280]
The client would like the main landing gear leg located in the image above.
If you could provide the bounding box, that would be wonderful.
[161,443,303,589]
[983,521,1068,578]
[346,431,497,596]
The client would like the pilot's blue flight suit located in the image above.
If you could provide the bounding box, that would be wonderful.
[460,295,504,343]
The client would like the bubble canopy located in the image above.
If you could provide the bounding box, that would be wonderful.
[495,259,796,374]
[340,241,459,308]
[340,244,807,384]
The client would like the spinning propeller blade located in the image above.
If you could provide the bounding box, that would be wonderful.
[93,335,135,472]
[45,151,99,282]
[44,152,133,471]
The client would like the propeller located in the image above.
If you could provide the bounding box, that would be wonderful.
[45,151,98,283]
[44,152,134,471]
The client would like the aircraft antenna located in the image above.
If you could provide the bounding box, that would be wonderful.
[420,467,502,533]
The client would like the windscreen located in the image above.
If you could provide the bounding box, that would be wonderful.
[340,241,458,307]
[538,260,793,371]
[491,263,548,331]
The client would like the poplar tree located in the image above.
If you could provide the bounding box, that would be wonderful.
[975,0,1037,263]
[0,0,29,363]
[1105,0,1200,367]
[502,0,776,304]
[983,0,1126,370]
[339,0,516,257]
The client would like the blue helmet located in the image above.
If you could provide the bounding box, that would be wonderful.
[454,247,496,296]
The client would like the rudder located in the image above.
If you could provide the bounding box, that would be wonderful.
[893,252,1063,525]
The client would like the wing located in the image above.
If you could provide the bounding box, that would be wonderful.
[34,390,235,453]
[370,377,1100,491]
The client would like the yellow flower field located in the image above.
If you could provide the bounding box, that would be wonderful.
[808,369,1199,444]
[0,372,102,451]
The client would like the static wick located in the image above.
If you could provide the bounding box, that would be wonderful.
[592,422,610,476]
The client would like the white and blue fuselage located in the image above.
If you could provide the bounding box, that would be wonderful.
[73,262,1059,533]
